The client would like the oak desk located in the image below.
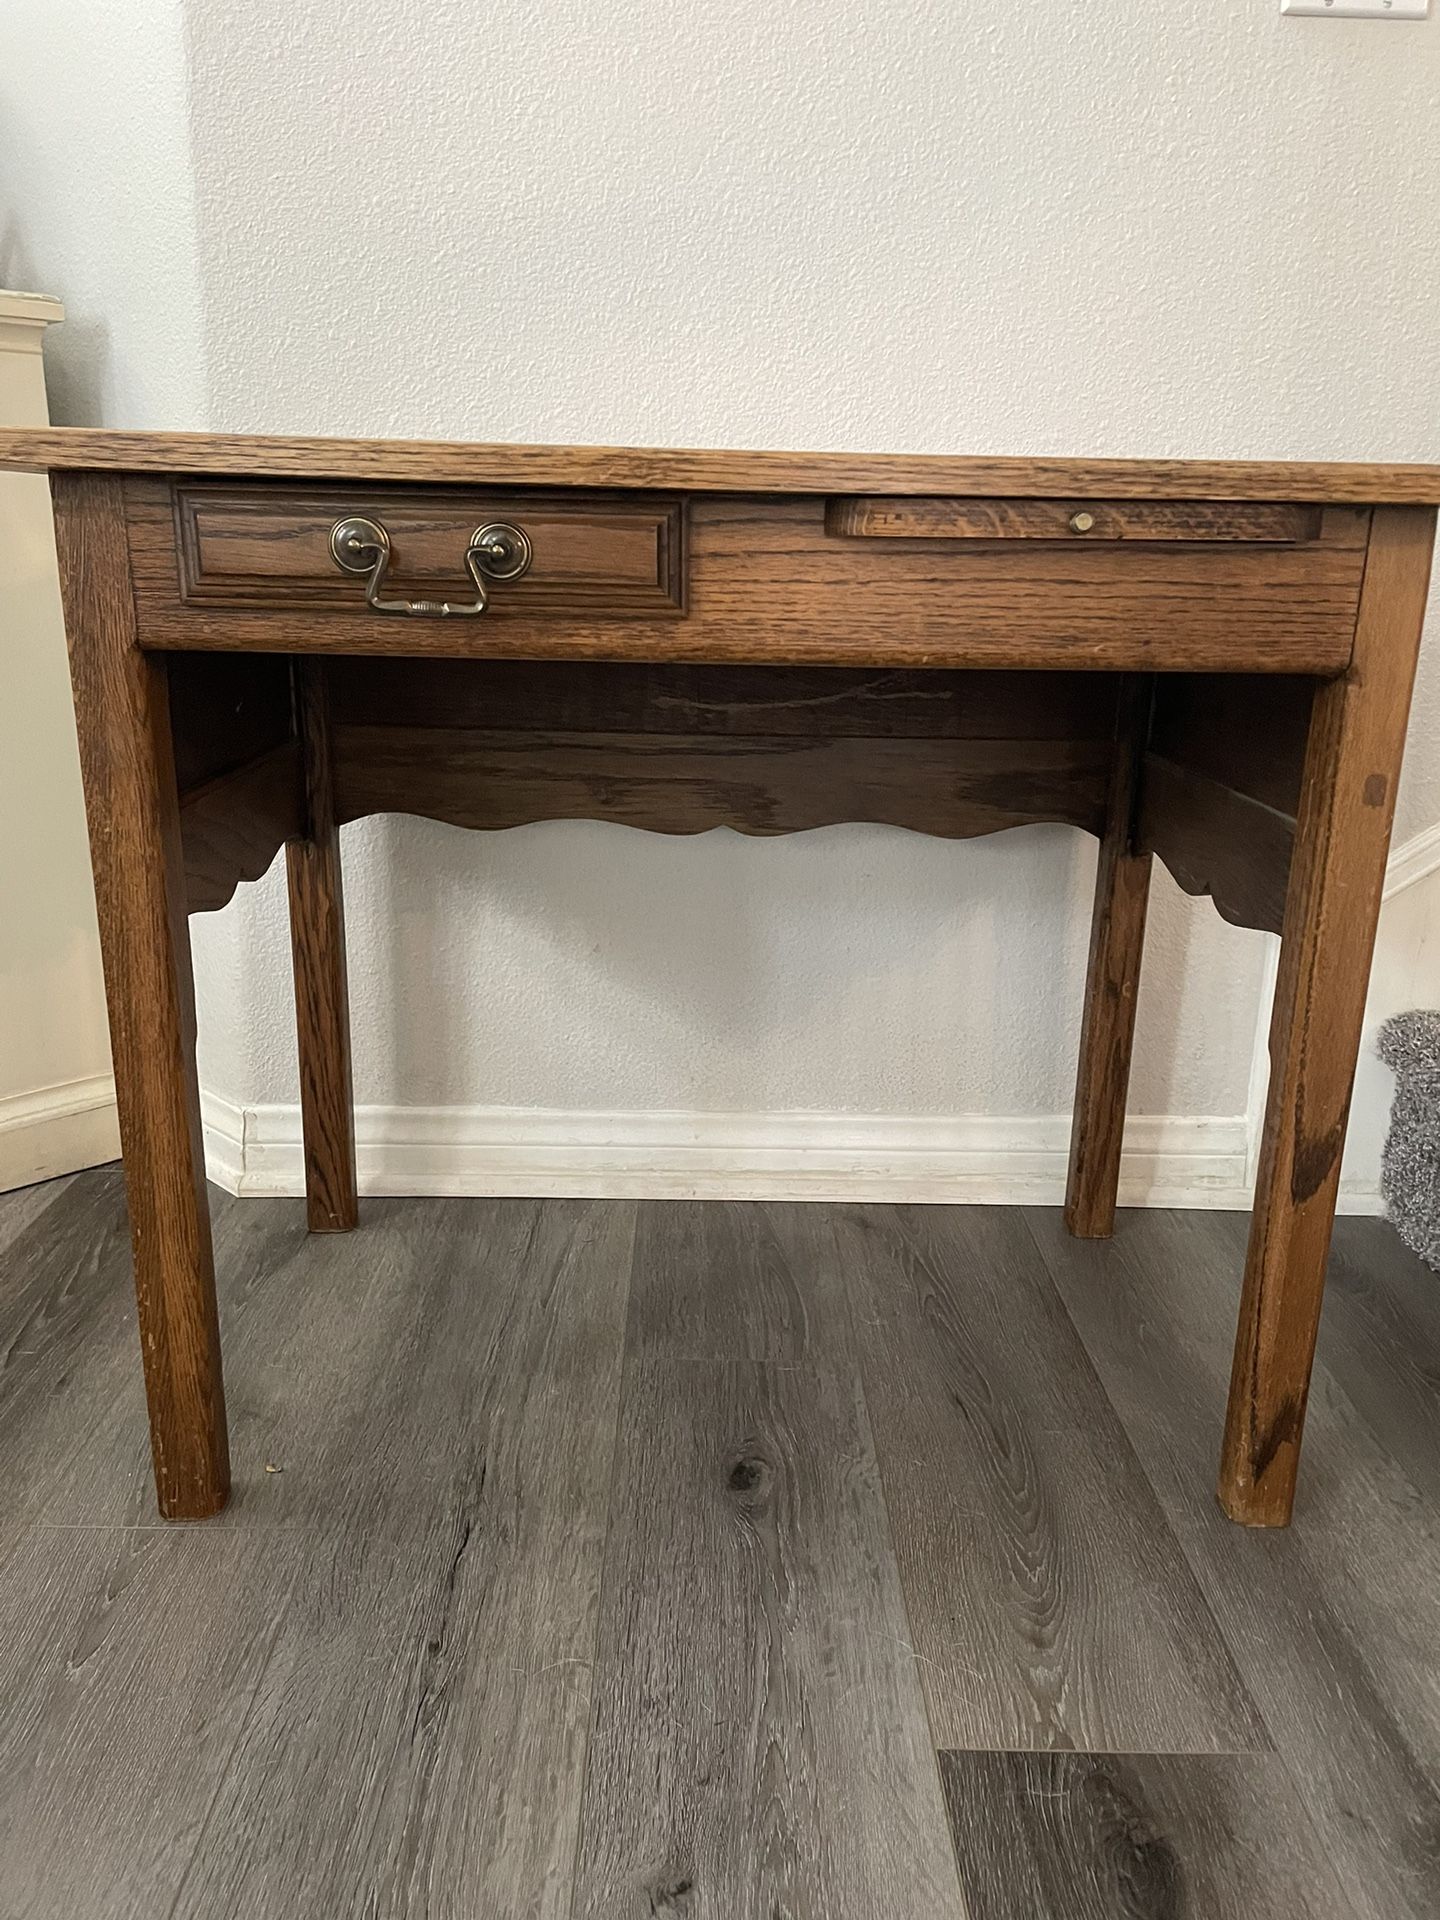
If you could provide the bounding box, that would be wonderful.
[3,430,1437,1531]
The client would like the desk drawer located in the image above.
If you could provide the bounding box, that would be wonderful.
[169,483,687,616]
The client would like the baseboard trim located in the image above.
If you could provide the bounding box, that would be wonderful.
[200,1094,1269,1208]
[0,1073,119,1193]
[186,815,1439,1215]
[1385,819,1440,900]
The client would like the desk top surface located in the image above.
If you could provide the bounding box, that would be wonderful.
[2,427,1439,505]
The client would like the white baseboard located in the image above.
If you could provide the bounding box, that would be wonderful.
[0,1073,119,1193]
[201,1093,1266,1208]
[185,816,1434,1214]
[1384,819,1440,900]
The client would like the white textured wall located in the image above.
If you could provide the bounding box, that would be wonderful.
[0,0,205,427]
[4,0,1438,1183]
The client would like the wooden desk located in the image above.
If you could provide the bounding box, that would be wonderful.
[3,429,1437,1531]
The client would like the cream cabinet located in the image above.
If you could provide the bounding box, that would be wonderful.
[0,291,118,1188]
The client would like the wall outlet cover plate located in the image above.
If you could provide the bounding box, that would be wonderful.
[1282,0,1428,16]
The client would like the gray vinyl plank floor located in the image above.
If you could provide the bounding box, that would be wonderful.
[818,1204,1266,1754]
[1,1173,1438,1916]
[1027,1206,1440,1920]
[939,1751,1345,1919]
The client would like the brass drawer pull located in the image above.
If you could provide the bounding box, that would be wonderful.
[329,514,531,615]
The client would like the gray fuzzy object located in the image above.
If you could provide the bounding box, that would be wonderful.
[1378,1010,1440,1270]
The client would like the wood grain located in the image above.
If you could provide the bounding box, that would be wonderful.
[6,1184,1440,1914]
[170,1199,635,1919]
[1137,754,1294,935]
[0,1169,148,1531]
[125,492,1368,672]
[827,495,1332,543]
[332,723,1113,840]
[1135,674,1314,934]
[623,1199,859,1365]
[577,1203,958,1913]
[818,1204,1265,1752]
[1319,1219,1440,1509]
[176,667,1123,895]
[939,1750,1342,1919]
[1220,504,1438,1526]
[10,1191,628,1541]
[285,661,357,1233]
[52,471,229,1520]
[0,1173,73,1254]
[328,661,1119,839]
[173,482,686,615]
[180,740,301,912]
[328,659,1122,740]
[171,650,300,910]
[1027,1205,1440,1920]
[572,1354,965,1917]
[0,1523,296,1920]
[1065,676,1154,1238]
[4,425,1440,502]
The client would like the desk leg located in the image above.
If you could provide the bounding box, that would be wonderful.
[1065,676,1153,1239]
[286,660,357,1233]
[53,474,229,1520]
[1220,506,1436,1527]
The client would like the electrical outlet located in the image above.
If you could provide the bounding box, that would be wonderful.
[1282,0,1428,17]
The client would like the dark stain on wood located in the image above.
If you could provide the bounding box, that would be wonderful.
[1290,1110,1349,1205]
[1251,1391,1305,1485]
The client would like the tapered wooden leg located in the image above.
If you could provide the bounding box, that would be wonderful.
[1220,506,1437,1527]
[53,474,229,1520]
[1065,676,1154,1239]
[286,659,357,1233]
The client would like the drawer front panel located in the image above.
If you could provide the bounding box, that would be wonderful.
[682,500,1369,672]
[170,484,687,615]
[826,496,1329,544]
[126,485,1368,672]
